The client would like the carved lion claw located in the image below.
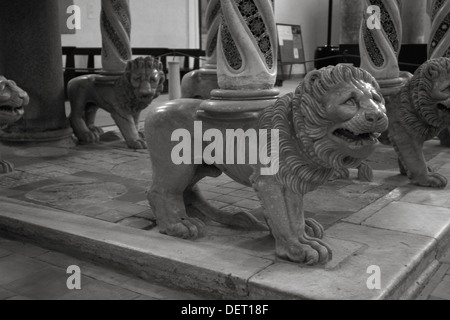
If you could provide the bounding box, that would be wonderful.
[79,131,101,144]
[0,160,14,174]
[127,139,147,150]
[160,218,206,239]
[305,218,324,239]
[276,236,332,265]
[412,173,447,189]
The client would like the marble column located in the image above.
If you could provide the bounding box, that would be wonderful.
[401,0,428,44]
[204,0,222,69]
[428,0,450,58]
[428,0,450,146]
[101,0,132,74]
[181,0,222,99]
[0,0,71,142]
[199,0,279,119]
[359,0,403,81]
[217,0,278,90]
[339,0,364,44]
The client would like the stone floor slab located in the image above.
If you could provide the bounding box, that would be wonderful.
[363,201,450,240]
[0,287,15,300]
[2,266,91,300]
[400,188,450,209]
[0,200,273,299]
[248,223,437,300]
[0,255,48,286]
[430,275,450,300]
[57,280,140,300]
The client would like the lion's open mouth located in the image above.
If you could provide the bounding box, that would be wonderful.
[333,128,379,145]
[0,105,24,116]
[437,103,450,114]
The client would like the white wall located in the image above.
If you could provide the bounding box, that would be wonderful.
[62,0,198,48]
[275,0,337,74]
[62,0,199,68]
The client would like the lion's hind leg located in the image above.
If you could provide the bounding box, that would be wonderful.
[254,175,332,265]
[85,104,104,139]
[183,165,268,231]
[0,159,14,174]
[147,165,205,239]
[68,80,101,144]
[390,124,447,188]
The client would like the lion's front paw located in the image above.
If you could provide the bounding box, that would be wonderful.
[305,218,324,239]
[0,160,14,174]
[412,173,447,188]
[126,139,147,150]
[78,131,100,144]
[276,236,332,265]
[160,218,205,240]
[88,126,104,136]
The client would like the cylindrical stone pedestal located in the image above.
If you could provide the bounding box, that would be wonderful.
[168,62,182,100]
[0,0,71,142]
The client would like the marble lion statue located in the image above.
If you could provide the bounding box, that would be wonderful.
[144,64,388,265]
[386,57,450,188]
[0,76,29,174]
[68,56,165,149]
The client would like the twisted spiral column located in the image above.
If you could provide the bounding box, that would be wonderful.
[359,0,402,80]
[428,0,450,58]
[428,0,450,146]
[217,0,278,90]
[100,0,132,74]
[204,0,222,68]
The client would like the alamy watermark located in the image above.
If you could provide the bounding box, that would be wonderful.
[366,265,381,290]
[66,5,82,30]
[171,121,280,176]
[366,5,382,30]
[66,265,81,290]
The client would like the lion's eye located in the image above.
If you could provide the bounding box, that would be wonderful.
[0,82,6,92]
[344,98,356,106]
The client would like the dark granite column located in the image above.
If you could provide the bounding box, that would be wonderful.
[0,0,72,142]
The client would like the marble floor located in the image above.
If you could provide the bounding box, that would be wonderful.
[1,78,450,299]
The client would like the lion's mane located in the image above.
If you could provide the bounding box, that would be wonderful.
[115,56,165,114]
[398,57,450,140]
[259,64,380,194]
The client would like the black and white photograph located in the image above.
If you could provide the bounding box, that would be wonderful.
[0,0,449,306]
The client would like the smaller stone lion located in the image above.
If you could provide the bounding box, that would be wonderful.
[387,57,450,188]
[68,56,165,149]
[0,76,29,173]
[144,64,388,265]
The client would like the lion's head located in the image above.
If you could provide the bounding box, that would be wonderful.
[121,56,165,108]
[401,57,450,134]
[0,76,29,126]
[259,64,388,194]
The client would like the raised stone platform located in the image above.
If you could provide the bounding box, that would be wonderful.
[0,123,449,299]
[0,147,450,299]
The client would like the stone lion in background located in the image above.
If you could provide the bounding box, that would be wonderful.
[0,76,29,173]
[386,57,450,188]
[144,64,388,265]
[68,56,165,149]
